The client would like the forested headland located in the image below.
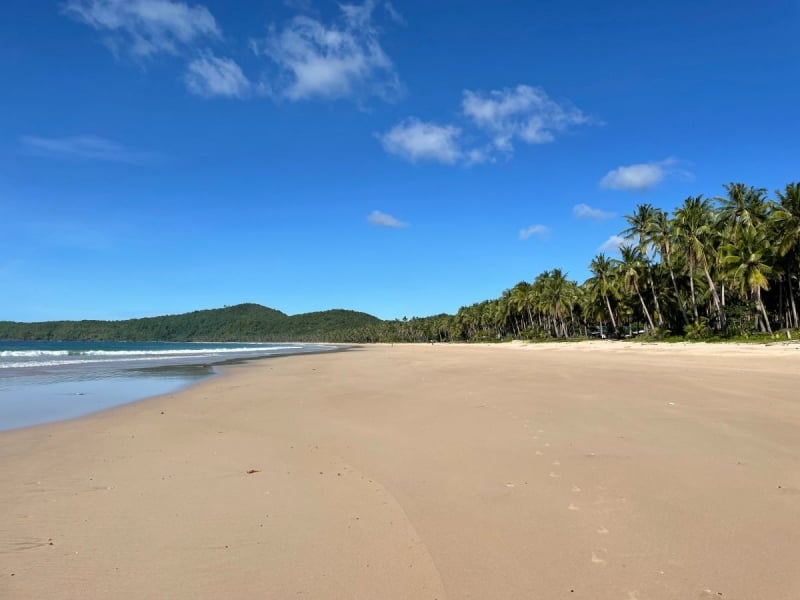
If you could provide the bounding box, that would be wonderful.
[2,181,798,344]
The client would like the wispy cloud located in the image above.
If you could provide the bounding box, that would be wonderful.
[384,2,406,25]
[462,85,591,154]
[599,158,687,192]
[19,135,158,164]
[379,119,461,164]
[367,210,408,228]
[573,203,615,220]
[252,0,401,102]
[380,84,595,165]
[599,235,625,251]
[185,55,251,98]
[64,0,256,99]
[63,0,220,58]
[519,224,549,241]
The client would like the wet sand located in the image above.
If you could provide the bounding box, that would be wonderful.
[2,341,800,599]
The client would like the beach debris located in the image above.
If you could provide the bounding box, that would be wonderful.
[246,469,260,475]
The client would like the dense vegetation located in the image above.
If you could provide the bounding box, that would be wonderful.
[0,304,383,342]
[444,181,800,342]
[2,181,798,344]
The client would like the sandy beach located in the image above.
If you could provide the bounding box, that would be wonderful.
[2,341,800,599]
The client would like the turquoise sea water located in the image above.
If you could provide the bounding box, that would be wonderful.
[0,341,337,431]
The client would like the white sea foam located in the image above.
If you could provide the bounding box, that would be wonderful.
[0,350,71,357]
[0,345,309,369]
[0,346,301,359]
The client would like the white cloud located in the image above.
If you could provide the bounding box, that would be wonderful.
[384,2,406,25]
[462,85,591,155]
[573,203,615,220]
[19,135,157,164]
[283,0,313,9]
[599,235,626,252]
[519,224,549,241]
[381,84,595,165]
[64,0,220,57]
[367,210,408,228]
[185,55,251,98]
[599,158,685,192]
[379,119,461,164]
[253,0,401,101]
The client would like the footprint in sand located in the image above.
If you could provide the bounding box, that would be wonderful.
[549,472,560,478]
[568,503,580,511]
[591,549,608,565]
[571,485,581,492]
[596,526,609,535]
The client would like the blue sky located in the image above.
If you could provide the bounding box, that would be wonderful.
[2,0,799,321]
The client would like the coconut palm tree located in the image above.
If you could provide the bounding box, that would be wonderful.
[587,253,619,331]
[650,208,689,325]
[674,195,725,328]
[621,203,665,326]
[615,245,656,333]
[510,282,534,332]
[774,182,800,328]
[721,227,774,334]
[717,183,770,240]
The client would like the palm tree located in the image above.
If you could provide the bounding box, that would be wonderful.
[774,182,800,328]
[674,196,725,328]
[721,227,774,334]
[620,203,665,326]
[650,209,689,325]
[615,245,656,332]
[587,253,619,331]
[510,282,534,333]
[717,183,770,240]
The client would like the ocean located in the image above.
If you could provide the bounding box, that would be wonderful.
[0,340,338,431]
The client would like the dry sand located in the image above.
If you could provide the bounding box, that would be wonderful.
[2,341,800,599]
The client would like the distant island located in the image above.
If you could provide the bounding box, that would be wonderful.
[0,304,392,343]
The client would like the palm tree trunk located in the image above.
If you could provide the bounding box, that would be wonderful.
[756,288,773,335]
[647,274,664,327]
[702,265,725,329]
[634,281,656,332]
[667,259,689,325]
[603,294,618,329]
[787,265,799,328]
[688,267,699,322]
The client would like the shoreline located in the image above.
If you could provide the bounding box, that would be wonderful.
[0,343,350,433]
[2,342,800,599]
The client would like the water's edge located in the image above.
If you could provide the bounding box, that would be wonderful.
[0,345,353,433]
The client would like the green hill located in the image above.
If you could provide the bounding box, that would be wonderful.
[0,303,383,342]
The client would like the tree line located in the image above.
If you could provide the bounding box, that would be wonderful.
[3,182,797,344]
[434,181,799,342]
